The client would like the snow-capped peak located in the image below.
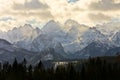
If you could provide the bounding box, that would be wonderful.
[42,20,61,33]
[64,19,79,27]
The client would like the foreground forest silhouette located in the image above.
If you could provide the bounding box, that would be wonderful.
[0,56,120,80]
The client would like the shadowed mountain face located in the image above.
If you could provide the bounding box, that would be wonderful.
[74,41,113,59]
[105,47,120,56]
[0,39,35,63]
[0,39,65,64]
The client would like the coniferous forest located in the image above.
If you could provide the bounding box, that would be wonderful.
[0,57,120,80]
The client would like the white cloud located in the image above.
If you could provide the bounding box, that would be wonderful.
[0,0,119,31]
[0,17,16,21]
[13,0,49,10]
[88,13,112,22]
[89,0,120,11]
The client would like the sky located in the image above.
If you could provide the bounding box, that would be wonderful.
[0,0,120,31]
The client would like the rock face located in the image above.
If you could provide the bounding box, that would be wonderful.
[0,20,108,54]
[105,47,120,56]
[0,20,120,61]
[74,41,113,59]
[112,32,120,46]
[0,38,65,64]
[0,39,34,63]
[0,24,40,43]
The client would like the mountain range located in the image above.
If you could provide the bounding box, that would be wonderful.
[0,20,120,63]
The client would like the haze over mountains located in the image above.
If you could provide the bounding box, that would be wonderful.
[0,19,120,63]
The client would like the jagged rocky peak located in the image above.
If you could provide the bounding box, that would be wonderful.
[8,24,34,34]
[66,20,89,36]
[75,41,113,59]
[64,19,88,27]
[65,19,79,26]
[95,21,120,36]
[24,24,32,28]
[112,31,120,46]
[33,27,41,35]
[21,24,34,31]
[42,20,62,33]
[0,23,42,43]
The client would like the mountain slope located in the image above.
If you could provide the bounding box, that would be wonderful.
[0,24,40,43]
[96,21,120,38]
[105,47,120,56]
[31,34,66,56]
[0,39,34,63]
[30,48,65,64]
[0,39,66,63]
[112,32,120,46]
[0,20,120,60]
[74,41,113,59]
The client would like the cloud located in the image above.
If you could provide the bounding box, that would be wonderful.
[0,17,16,22]
[10,0,53,21]
[17,11,51,18]
[89,0,120,11]
[88,13,112,22]
[25,19,43,28]
[26,11,54,19]
[0,0,119,31]
[0,19,17,31]
[13,0,49,10]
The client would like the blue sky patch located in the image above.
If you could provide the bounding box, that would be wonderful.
[67,0,79,3]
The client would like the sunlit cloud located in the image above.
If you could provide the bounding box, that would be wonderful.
[88,13,112,22]
[13,0,49,10]
[0,0,119,31]
[89,0,120,11]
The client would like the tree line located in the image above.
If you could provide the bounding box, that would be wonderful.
[0,57,120,80]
